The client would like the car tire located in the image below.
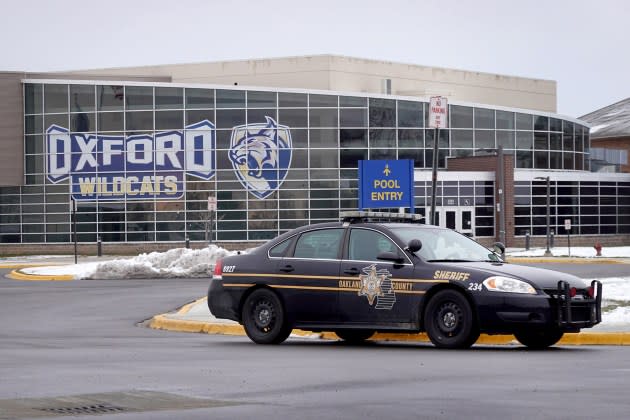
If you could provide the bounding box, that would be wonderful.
[335,329,375,343]
[424,289,479,349]
[241,289,292,345]
[514,329,564,349]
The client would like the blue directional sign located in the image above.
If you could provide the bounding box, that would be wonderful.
[358,160,414,211]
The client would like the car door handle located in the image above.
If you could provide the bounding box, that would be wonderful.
[344,268,360,275]
[279,265,295,273]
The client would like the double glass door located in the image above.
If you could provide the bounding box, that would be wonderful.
[427,207,474,236]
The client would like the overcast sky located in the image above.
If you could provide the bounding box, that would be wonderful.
[2,0,628,118]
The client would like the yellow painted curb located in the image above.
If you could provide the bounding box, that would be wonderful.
[0,263,63,269]
[148,314,630,346]
[7,269,74,281]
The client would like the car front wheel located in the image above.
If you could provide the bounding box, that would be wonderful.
[241,289,292,344]
[514,329,564,349]
[424,290,479,349]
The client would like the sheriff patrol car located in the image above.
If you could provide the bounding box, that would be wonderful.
[208,212,602,349]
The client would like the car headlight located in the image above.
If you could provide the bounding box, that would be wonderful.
[482,276,536,294]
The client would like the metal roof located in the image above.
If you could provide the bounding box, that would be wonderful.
[580,98,630,139]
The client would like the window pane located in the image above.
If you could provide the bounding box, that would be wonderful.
[369,98,396,127]
[247,90,277,108]
[534,116,549,131]
[496,111,514,130]
[98,85,124,111]
[474,108,494,129]
[216,89,245,108]
[279,92,307,107]
[310,108,338,127]
[70,84,95,112]
[44,84,68,113]
[450,105,473,128]
[340,108,367,127]
[185,88,214,108]
[25,83,43,115]
[515,113,532,130]
[155,87,183,109]
[340,96,367,107]
[126,86,153,110]
[309,94,337,107]
[294,229,343,259]
[370,129,396,148]
[349,229,397,261]
[340,129,366,147]
[398,100,423,127]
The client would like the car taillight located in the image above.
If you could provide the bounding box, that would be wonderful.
[570,287,577,298]
[213,259,223,279]
[587,286,595,298]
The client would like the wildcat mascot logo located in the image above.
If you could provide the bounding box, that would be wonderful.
[229,117,292,199]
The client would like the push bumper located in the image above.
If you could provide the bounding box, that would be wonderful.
[476,280,603,333]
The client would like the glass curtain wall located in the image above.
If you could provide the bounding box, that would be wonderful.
[0,81,604,244]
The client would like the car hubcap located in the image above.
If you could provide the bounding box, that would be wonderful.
[437,302,461,335]
[253,301,274,331]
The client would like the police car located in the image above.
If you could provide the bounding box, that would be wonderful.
[208,211,602,349]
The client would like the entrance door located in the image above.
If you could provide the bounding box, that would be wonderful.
[427,207,475,236]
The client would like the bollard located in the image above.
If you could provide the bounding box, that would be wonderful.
[97,236,102,257]
[550,229,555,249]
[525,230,530,250]
[185,235,190,249]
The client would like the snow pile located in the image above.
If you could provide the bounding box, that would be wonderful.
[78,245,242,280]
[599,277,630,327]
[507,246,630,258]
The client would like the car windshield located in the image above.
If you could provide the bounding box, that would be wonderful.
[390,226,502,262]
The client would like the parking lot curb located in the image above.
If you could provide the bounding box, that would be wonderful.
[148,315,630,346]
[7,269,74,281]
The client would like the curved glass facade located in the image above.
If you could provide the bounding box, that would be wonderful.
[0,80,628,244]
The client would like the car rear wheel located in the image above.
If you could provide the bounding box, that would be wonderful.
[514,329,564,349]
[424,290,479,349]
[242,289,292,344]
[335,329,375,343]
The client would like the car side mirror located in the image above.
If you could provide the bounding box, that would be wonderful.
[406,239,422,253]
[377,251,405,264]
[492,242,505,255]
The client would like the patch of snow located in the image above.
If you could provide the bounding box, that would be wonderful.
[507,246,630,258]
[21,245,245,279]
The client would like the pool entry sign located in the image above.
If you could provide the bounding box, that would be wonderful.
[358,160,414,211]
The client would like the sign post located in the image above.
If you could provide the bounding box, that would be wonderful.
[564,219,571,257]
[71,198,77,264]
[428,96,448,225]
[207,196,217,245]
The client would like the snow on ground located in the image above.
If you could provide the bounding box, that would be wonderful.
[507,246,630,258]
[19,245,244,279]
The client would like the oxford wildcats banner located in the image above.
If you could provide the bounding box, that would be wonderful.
[229,117,292,199]
[46,120,216,201]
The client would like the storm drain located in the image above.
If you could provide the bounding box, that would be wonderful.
[0,390,238,419]
[37,403,126,415]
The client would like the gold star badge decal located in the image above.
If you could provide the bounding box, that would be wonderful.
[358,264,386,306]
